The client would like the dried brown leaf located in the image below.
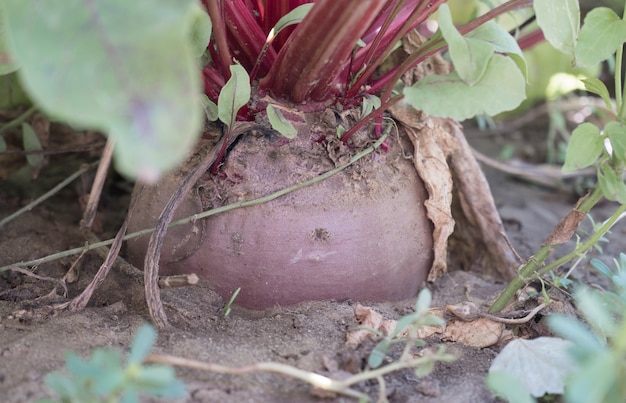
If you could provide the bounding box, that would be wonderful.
[346,304,384,348]
[443,318,503,348]
[390,103,456,279]
[544,208,586,245]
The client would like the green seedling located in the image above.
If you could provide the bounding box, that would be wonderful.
[40,325,185,403]
[223,287,241,319]
[367,289,446,372]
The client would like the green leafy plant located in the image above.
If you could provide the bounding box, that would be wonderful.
[0,0,532,181]
[487,253,626,403]
[490,1,626,313]
[40,324,185,403]
[367,288,446,371]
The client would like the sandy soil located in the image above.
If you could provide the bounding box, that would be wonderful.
[0,122,623,403]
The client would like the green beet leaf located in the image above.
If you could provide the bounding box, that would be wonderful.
[266,104,297,139]
[0,13,18,74]
[2,0,204,181]
[534,0,579,56]
[576,7,626,67]
[403,54,525,120]
[270,3,314,39]
[465,21,527,80]
[438,3,493,86]
[189,2,212,58]
[562,122,603,173]
[218,64,251,129]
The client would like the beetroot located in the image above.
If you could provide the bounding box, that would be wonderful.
[126,120,433,308]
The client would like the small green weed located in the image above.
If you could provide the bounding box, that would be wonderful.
[223,287,241,319]
[548,253,626,403]
[367,288,447,372]
[40,324,185,403]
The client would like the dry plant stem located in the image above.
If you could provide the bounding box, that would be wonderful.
[146,354,367,401]
[68,186,142,311]
[448,121,518,279]
[0,134,388,273]
[7,267,68,296]
[479,302,547,324]
[472,148,597,189]
[490,187,606,313]
[158,273,199,288]
[0,161,98,228]
[143,138,231,329]
[80,137,115,229]
[146,348,450,402]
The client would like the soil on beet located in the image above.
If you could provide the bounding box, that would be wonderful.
[1,115,623,403]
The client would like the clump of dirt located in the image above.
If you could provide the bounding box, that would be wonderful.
[1,120,623,402]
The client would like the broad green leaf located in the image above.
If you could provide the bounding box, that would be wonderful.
[128,325,156,365]
[403,54,525,120]
[201,94,218,122]
[605,121,626,163]
[465,21,527,79]
[269,3,314,40]
[561,122,603,172]
[576,7,626,67]
[582,77,613,110]
[266,104,297,139]
[2,0,203,181]
[489,337,575,397]
[438,3,493,86]
[486,371,536,403]
[0,135,6,152]
[21,122,43,167]
[218,64,250,128]
[534,0,579,56]
[598,165,626,204]
[0,12,18,74]
[189,3,212,58]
